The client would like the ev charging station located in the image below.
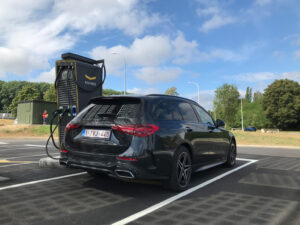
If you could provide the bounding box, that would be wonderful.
[44,53,106,159]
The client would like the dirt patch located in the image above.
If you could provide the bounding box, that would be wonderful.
[232,131,300,147]
[0,119,14,126]
[0,124,58,138]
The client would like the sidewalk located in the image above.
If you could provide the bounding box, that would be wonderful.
[238,144,300,149]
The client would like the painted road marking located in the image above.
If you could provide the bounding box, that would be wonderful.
[0,172,87,191]
[25,144,45,147]
[0,146,43,152]
[0,142,8,145]
[112,158,258,225]
[0,162,39,168]
[0,159,36,163]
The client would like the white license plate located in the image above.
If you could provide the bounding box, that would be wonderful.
[82,129,111,139]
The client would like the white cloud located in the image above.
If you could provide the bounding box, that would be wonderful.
[172,32,199,64]
[199,15,235,33]
[272,50,285,59]
[31,67,56,83]
[90,32,250,77]
[255,0,274,6]
[281,71,300,79]
[231,72,278,82]
[199,49,246,62]
[127,87,160,95]
[0,0,162,78]
[53,0,161,36]
[294,50,300,59]
[0,47,48,77]
[254,0,286,6]
[134,67,182,84]
[226,71,300,83]
[183,89,215,110]
[89,35,172,74]
[196,1,236,33]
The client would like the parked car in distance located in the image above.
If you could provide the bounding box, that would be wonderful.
[244,126,257,132]
[60,94,237,191]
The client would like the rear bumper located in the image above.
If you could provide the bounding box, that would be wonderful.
[59,151,168,180]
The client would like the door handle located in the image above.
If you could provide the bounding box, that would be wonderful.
[185,127,193,132]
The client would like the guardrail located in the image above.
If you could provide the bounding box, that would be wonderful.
[0,113,15,119]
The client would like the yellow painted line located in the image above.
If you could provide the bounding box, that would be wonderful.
[0,159,36,164]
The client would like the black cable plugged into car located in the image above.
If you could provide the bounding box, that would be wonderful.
[45,108,69,160]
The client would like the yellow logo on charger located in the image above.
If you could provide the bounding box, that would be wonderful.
[85,74,96,80]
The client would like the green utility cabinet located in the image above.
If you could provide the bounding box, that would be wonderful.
[17,100,57,124]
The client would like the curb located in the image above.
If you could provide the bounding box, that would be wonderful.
[238,145,300,149]
[39,157,63,168]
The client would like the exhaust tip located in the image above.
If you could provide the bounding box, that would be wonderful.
[115,170,134,179]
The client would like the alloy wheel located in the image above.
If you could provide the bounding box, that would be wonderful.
[177,152,191,187]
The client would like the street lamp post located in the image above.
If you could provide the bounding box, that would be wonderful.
[241,98,244,132]
[112,52,126,95]
[188,82,200,104]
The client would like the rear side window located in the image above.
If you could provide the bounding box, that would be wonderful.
[80,99,141,122]
[153,101,183,121]
[193,105,215,126]
[178,102,198,123]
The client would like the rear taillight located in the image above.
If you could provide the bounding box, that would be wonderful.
[117,156,138,161]
[111,124,159,137]
[61,149,68,153]
[65,123,80,132]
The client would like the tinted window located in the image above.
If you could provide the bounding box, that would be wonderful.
[80,99,140,122]
[153,101,183,121]
[194,105,214,126]
[178,102,198,122]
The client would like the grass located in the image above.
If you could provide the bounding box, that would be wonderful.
[0,124,58,138]
[232,131,300,147]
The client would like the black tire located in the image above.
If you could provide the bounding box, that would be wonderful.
[225,141,236,167]
[164,146,192,192]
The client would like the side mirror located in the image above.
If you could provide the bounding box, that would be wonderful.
[216,119,225,128]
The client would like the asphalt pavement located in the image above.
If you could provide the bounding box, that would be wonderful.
[0,138,299,225]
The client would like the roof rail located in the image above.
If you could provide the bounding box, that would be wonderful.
[147,94,198,103]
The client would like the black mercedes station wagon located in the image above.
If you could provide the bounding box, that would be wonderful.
[60,94,237,191]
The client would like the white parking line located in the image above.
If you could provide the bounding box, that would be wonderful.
[0,142,8,145]
[0,146,42,152]
[112,158,258,225]
[25,144,46,147]
[0,172,87,191]
[0,162,39,168]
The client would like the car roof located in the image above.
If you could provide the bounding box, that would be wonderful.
[89,94,198,105]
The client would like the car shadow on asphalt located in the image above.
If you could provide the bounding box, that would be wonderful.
[81,160,247,198]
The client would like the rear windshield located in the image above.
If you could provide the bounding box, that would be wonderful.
[79,99,141,123]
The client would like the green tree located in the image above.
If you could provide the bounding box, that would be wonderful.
[165,86,179,96]
[0,81,28,112]
[263,79,300,130]
[43,84,56,102]
[245,87,252,103]
[102,89,123,96]
[253,91,263,103]
[0,80,5,112]
[32,82,51,100]
[213,84,240,128]
[9,86,41,116]
[235,101,268,129]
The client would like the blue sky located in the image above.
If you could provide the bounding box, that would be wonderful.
[1,0,300,110]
